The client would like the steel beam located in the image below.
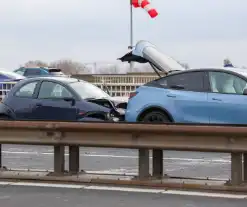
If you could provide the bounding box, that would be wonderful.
[243,153,247,182]
[152,149,163,178]
[69,146,80,174]
[54,145,65,174]
[138,149,150,180]
[231,152,243,185]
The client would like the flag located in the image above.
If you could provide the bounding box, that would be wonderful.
[131,0,158,18]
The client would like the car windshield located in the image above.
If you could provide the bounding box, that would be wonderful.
[69,81,110,99]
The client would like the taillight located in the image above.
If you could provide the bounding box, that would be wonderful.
[129,92,138,99]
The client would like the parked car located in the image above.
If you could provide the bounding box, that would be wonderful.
[0,76,127,122]
[119,40,247,125]
[0,70,25,98]
[0,70,25,82]
[14,67,67,78]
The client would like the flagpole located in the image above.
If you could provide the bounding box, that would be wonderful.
[129,0,134,72]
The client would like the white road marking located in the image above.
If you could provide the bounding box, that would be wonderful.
[11,182,83,189]
[0,181,245,199]
[1,151,231,163]
[162,190,247,199]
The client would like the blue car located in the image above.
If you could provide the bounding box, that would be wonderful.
[0,76,126,121]
[120,40,247,124]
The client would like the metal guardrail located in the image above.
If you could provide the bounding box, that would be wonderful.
[0,121,246,191]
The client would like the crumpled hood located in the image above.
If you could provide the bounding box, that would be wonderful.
[119,40,186,74]
[108,96,129,104]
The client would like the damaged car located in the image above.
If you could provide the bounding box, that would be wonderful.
[0,76,127,122]
[119,40,247,125]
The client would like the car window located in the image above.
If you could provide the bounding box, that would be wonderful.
[38,81,73,99]
[209,71,247,95]
[15,81,38,98]
[15,68,26,76]
[24,69,41,76]
[156,71,205,92]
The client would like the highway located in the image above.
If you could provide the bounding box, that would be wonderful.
[2,145,230,179]
[0,184,245,207]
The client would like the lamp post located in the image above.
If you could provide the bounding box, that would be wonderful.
[129,0,134,72]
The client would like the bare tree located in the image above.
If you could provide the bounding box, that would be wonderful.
[23,60,48,67]
[49,59,87,75]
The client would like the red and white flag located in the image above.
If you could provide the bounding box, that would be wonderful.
[131,0,158,18]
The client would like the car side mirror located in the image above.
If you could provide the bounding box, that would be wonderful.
[243,88,247,95]
[63,97,75,106]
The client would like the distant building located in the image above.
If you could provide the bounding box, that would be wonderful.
[71,72,160,97]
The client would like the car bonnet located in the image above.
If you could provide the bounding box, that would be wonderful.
[118,40,186,74]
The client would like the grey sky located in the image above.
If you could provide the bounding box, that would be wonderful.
[0,0,247,70]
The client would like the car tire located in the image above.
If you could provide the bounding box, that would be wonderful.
[141,110,171,123]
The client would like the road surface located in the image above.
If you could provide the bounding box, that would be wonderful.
[2,145,230,179]
[0,184,245,207]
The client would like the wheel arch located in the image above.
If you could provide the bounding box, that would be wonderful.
[137,106,174,122]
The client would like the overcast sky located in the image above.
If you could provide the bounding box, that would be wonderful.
[0,0,246,70]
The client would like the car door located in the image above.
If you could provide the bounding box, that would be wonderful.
[207,71,247,124]
[156,71,209,123]
[6,80,40,120]
[33,80,78,121]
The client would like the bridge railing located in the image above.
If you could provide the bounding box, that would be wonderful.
[0,121,246,191]
[0,82,17,100]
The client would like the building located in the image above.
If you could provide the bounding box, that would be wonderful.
[71,72,159,97]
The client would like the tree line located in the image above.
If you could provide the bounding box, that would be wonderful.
[21,59,190,75]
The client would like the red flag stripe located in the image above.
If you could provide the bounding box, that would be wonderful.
[142,2,158,18]
[131,0,158,18]
[131,0,140,7]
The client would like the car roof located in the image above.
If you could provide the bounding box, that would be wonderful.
[23,76,81,83]
[167,67,247,78]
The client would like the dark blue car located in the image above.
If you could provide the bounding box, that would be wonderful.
[0,76,126,121]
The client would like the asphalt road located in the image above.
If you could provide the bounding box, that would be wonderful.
[0,185,245,207]
[1,145,230,179]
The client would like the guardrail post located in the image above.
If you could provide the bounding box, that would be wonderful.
[231,152,243,185]
[54,145,65,174]
[138,149,150,179]
[243,153,247,182]
[69,146,80,174]
[0,144,2,168]
[152,149,163,178]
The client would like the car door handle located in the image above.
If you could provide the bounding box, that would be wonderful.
[212,98,222,101]
[35,103,43,107]
[167,94,176,98]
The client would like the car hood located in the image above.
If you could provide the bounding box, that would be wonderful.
[85,96,127,116]
[118,40,186,74]
[108,96,129,104]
